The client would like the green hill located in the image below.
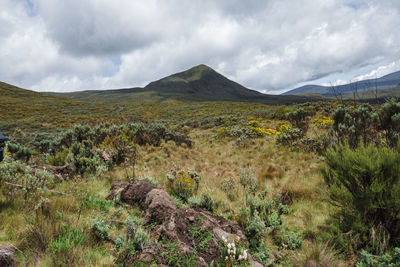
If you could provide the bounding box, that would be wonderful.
[50,64,314,105]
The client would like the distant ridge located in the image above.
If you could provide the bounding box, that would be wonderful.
[283,70,400,96]
[49,64,313,104]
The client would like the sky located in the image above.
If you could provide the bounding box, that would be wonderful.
[1,0,400,94]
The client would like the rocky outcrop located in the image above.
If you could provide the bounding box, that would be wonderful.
[107,181,264,266]
[0,246,16,267]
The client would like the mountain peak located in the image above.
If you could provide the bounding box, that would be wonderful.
[158,64,215,84]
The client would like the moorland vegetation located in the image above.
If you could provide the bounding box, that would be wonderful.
[1,83,400,266]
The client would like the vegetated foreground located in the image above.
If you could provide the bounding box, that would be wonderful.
[0,97,400,266]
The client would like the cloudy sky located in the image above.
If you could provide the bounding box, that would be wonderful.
[1,0,400,94]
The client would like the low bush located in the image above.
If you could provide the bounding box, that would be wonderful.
[91,217,110,242]
[166,169,200,201]
[0,157,54,200]
[356,247,400,267]
[188,193,214,212]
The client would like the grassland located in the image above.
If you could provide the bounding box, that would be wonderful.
[2,83,386,266]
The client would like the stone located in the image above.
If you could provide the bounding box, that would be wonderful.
[0,246,16,267]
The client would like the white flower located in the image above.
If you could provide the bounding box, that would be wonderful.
[227,243,231,249]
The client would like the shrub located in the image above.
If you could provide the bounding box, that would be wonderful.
[245,211,265,245]
[287,107,313,135]
[276,126,303,146]
[188,193,214,212]
[220,178,237,201]
[129,226,151,251]
[166,170,200,201]
[276,230,303,250]
[332,104,378,148]
[47,147,69,166]
[356,247,400,267]
[321,143,400,253]
[0,157,54,200]
[379,99,400,148]
[6,142,31,162]
[91,217,109,241]
[238,168,258,206]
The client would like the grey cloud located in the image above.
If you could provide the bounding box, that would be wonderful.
[1,0,400,93]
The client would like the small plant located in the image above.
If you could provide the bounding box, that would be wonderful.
[220,178,237,201]
[277,230,303,250]
[220,236,249,266]
[166,169,200,201]
[91,217,109,242]
[50,226,86,254]
[356,247,400,267]
[238,168,258,206]
[188,193,214,212]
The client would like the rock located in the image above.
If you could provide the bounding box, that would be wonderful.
[0,246,16,267]
[121,181,156,207]
[213,227,241,243]
[106,181,129,200]
[107,180,264,267]
[137,248,156,263]
[144,188,177,223]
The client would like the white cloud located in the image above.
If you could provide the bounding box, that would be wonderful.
[1,0,400,93]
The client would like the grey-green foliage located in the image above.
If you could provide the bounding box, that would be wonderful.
[220,178,237,201]
[332,104,378,148]
[287,107,314,135]
[66,141,106,175]
[6,142,31,162]
[0,156,54,199]
[379,99,400,148]
[91,217,109,241]
[277,231,303,250]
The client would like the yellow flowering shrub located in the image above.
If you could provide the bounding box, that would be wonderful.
[313,116,333,128]
[278,124,290,135]
[167,170,200,201]
[246,119,280,136]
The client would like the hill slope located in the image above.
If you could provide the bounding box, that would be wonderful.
[283,70,400,96]
[50,64,313,104]
[0,82,124,133]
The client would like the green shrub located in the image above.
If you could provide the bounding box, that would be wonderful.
[49,226,86,254]
[379,99,400,148]
[287,107,313,135]
[91,217,109,241]
[276,230,303,250]
[6,142,31,162]
[332,104,378,148]
[220,178,237,201]
[188,193,214,212]
[321,143,400,253]
[245,211,265,245]
[0,157,54,200]
[276,127,303,146]
[129,226,151,251]
[356,247,400,267]
[47,147,69,166]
